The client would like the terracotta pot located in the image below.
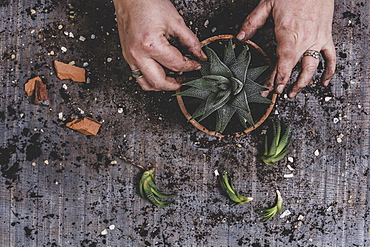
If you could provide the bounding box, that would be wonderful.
[176,34,277,137]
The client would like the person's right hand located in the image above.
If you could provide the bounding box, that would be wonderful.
[113,0,206,91]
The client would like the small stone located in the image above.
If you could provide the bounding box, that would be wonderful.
[44,160,49,165]
[77,107,84,114]
[11,54,16,59]
[83,62,89,67]
[30,9,36,15]
[109,225,115,230]
[58,112,63,120]
[62,84,68,90]
[298,215,304,221]
[79,36,86,42]
[284,174,294,178]
[49,51,55,56]
[64,31,69,36]
[58,25,63,30]
[324,97,332,102]
[333,118,339,124]
[68,32,74,38]
[280,210,291,218]
[236,144,242,148]
[110,160,118,165]
[101,229,108,235]
[287,164,294,171]
[337,138,342,143]
[32,162,36,166]
[107,57,112,63]
[61,47,67,53]
[214,169,219,176]
[288,157,294,163]
[117,108,124,114]
[91,34,96,39]
[314,149,320,156]
[68,61,75,66]
[211,27,217,33]
[204,20,209,27]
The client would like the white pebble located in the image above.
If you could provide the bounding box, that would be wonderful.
[333,118,339,124]
[68,32,74,38]
[107,57,112,62]
[44,160,49,165]
[64,31,69,36]
[287,164,294,171]
[298,215,304,221]
[61,47,67,53]
[214,169,219,176]
[117,108,124,114]
[109,225,115,230]
[211,27,217,33]
[58,112,63,120]
[204,20,209,27]
[284,174,294,178]
[288,157,294,163]
[101,229,108,235]
[79,36,86,42]
[324,97,332,102]
[110,160,118,165]
[77,107,84,114]
[83,62,89,67]
[280,210,291,218]
[91,34,96,39]
[62,84,68,90]
[314,149,320,156]
[337,138,342,143]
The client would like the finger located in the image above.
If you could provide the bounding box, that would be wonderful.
[274,39,299,94]
[174,25,207,61]
[152,35,202,73]
[138,59,183,91]
[261,66,277,97]
[321,41,336,86]
[237,0,272,41]
[288,55,320,98]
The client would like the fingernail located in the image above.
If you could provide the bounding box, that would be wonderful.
[276,85,285,94]
[196,64,202,70]
[200,50,207,61]
[288,92,296,98]
[236,31,245,41]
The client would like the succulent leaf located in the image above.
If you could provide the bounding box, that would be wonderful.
[219,171,253,205]
[182,76,227,93]
[139,168,175,207]
[174,87,212,100]
[204,46,233,78]
[230,77,244,95]
[261,119,293,165]
[260,190,283,221]
[215,105,237,133]
[198,90,232,122]
[247,65,269,81]
[223,39,236,66]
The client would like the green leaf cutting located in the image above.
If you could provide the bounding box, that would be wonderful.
[219,171,253,205]
[139,168,176,207]
[261,118,293,165]
[259,190,283,221]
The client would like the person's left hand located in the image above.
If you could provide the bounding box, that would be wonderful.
[237,0,336,98]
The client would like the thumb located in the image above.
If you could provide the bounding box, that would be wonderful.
[237,0,272,41]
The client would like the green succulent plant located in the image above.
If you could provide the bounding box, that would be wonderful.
[261,118,293,165]
[219,171,253,205]
[175,39,272,133]
[139,168,176,207]
[259,190,283,221]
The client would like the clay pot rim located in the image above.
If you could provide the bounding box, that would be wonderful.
[176,34,277,137]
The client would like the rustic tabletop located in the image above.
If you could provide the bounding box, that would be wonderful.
[0,0,369,246]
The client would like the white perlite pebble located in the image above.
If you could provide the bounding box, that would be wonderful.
[61,47,67,53]
[333,118,339,124]
[58,112,63,120]
[107,57,112,62]
[298,215,304,221]
[62,84,68,90]
[284,174,294,178]
[118,108,124,114]
[314,149,320,156]
[324,97,332,102]
[109,225,115,230]
[101,229,108,235]
[204,20,209,27]
[83,62,89,67]
[79,36,86,42]
[91,34,96,39]
[280,210,291,218]
[214,169,219,176]
[288,157,294,163]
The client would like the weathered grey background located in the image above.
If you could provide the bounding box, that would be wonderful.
[0,0,369,246]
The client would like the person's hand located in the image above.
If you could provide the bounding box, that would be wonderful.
[237,0,336,98]
[113,0,206,91]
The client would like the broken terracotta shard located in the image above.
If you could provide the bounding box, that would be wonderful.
[54,60,86,82]
[66,117,101,135]
[24,76,50,106]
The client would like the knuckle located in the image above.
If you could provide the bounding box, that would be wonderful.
[303,64,317,74]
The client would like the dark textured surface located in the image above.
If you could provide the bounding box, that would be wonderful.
[0,0,369,246]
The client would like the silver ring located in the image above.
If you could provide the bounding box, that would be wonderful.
[132,69,144,79]
[303,50,320,59]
